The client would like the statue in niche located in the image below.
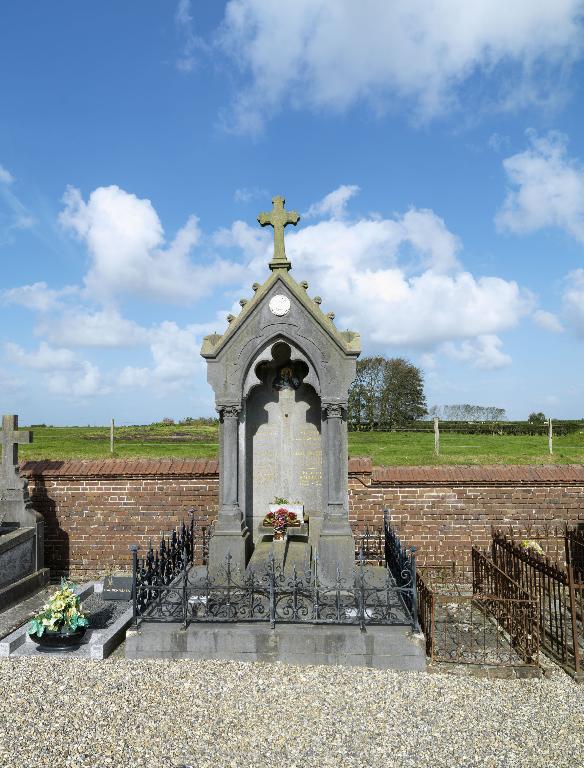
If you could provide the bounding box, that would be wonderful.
[273,364,301,391]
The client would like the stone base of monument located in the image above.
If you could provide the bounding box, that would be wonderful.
[124,621,426,671]
[0,525,50,611]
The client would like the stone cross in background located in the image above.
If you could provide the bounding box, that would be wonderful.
[258,195,300,270]
[1,414,32,482]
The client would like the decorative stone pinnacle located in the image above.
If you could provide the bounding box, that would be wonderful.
[300,280,309,290]
[257,195,300,271]
[252,282,260,292]
[227,314,235,323]
[239,298,248,307]
[327,311,336,321]
[314,296,322,305]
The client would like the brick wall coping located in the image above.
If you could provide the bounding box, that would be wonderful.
[18,457,584,484]
[20,458,219,477]
[371,464,584,485]
[20,456,372,478]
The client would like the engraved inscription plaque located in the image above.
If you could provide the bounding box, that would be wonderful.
[246,381,322,540]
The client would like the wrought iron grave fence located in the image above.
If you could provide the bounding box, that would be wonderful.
[130,509,420,632]
[416,547,539,667]
[491,528,584,676]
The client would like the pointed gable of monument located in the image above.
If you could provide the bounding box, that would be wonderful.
[201,268,360,360]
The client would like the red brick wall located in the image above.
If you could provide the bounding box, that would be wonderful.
[22,459,219,575]
[21,458,584,575]
[349,463,584,565]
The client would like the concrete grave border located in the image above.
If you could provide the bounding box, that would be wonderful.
[0,581,133,660]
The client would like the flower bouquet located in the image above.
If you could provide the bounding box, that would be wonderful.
[262,507,301,540]
[520,540,544,556]
[28,579,89,649]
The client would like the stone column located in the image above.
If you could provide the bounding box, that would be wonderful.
[208,405,250,578]
[317,402,355,584]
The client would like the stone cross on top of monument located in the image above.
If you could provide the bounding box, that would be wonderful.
[1,415,32,481]
[257,195,300,271]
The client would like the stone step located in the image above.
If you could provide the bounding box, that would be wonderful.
[247,538,312,577]
[283,539,311,576]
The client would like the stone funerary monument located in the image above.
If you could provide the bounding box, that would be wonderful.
[0,415,48,609]
[201,196,360,582]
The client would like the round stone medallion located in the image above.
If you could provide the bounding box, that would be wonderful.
[268,294,291,316]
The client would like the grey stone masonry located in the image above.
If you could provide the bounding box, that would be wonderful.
[201,197,360,583]
[0,415,46,608]
[1,415,34,528]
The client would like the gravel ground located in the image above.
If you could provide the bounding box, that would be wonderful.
[0,659,582,768]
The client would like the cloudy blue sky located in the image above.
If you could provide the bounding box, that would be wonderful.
[1,1,584,425]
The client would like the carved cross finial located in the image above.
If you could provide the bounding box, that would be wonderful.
[1,415,32,479]
[257,196,300,271]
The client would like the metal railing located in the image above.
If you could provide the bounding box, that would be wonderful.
[416,547,539,667]
[354,524,384,565]
[384,510,418,629]
[491,529,584,675]
[130,510,419,632]
[130,517,194,621]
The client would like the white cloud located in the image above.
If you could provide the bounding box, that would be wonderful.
[442,334,512,369]
[2,282,75,313]
[0,164,14,185]
[305,185,360,219]
[533,309,564,333]
[119,321,204,392]
[496,130,584,242]
[223,192,530,360]
[3,340,108,399]
[46,361,109,398]
[562,268,584,336]
[234,186,267,204]
[59,185,245,303]
[38,308,148,348]
[5,341,76,371]
[217,0,584,133]
[0,367,22,393]
[281,209,526,348]
[213,218,270,263]
[175,0,201,73]
[488,133,510,153]
[0,166,34,241]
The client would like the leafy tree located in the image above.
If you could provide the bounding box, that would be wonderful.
[528,411,546,424]
[349,356,427,428]
[348,356,383,428]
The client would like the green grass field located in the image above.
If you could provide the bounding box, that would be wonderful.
[19,423,584,465]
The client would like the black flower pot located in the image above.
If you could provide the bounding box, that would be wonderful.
[31,627,87,651]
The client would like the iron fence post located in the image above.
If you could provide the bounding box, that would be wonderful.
[410,545,420,632]
[130,544,139,628]
[182,543,188,630]
[358,548,366,631]
[269,552,276,628]
[430,589,435,662]
[188,509,195,564]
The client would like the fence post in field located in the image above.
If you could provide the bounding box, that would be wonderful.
[110,418,114,454]
[434,417,440,456]
[548,418,553,455]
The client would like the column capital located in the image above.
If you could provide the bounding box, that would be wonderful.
[216,404,241,419]
[322,402,345,419]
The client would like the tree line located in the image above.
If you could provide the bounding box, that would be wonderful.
[348,356,508,429]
